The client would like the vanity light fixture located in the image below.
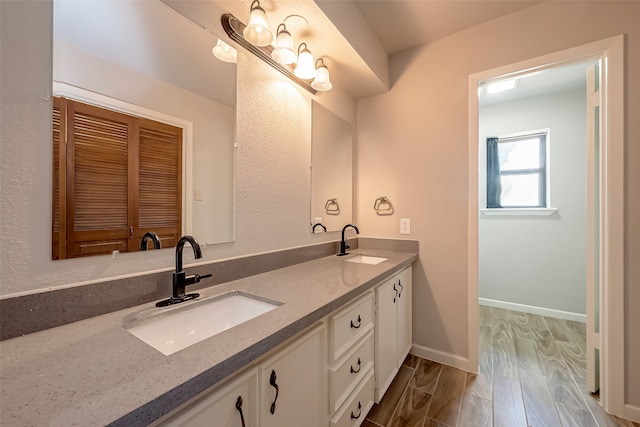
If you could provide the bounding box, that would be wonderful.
[222,14,331,94]
[271,23,296,65]
[243,0,273,47]
[212,38,238,63]
[294,43,317,80]
[311,58,332,91]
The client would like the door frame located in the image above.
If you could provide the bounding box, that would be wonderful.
[467,35,624,415]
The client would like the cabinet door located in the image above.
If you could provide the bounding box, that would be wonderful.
[157,368,258,427]
[259,324,327,427]
[396,266,412,364]
[374,277,398,403]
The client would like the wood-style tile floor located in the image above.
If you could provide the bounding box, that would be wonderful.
[363,306,640,427]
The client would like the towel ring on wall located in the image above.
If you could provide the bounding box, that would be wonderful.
[325,198,340,215]
[374,196,394,216]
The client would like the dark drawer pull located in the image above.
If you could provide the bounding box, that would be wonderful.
[398,279,404,298]
[235,396,246,427]
[350,357,362,374]
[393,284,398,303]
[350,315,362,329]
[350,401,362,419]
[269,370,279,414]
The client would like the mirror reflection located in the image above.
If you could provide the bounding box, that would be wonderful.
[311,101,353,232]
[52,0,236,259]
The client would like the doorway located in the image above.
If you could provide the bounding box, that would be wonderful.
[467,36,625,417]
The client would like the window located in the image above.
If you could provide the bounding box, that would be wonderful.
[487,132,548,209]
[53,97,182,259]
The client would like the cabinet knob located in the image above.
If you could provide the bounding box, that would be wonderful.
[393,284,398,303]
[398,280,404,298]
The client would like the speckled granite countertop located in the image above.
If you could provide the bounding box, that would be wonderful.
[0,249,417,427]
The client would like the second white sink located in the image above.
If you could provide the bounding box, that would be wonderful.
[125,291,282,356]
[344,255,388,265]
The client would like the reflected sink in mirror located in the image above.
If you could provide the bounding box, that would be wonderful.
[344,255,388,265]
[125,291,282,356]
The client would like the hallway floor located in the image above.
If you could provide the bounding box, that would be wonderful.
[363,306,639,427]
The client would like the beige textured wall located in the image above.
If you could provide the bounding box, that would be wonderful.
[0,0,356,296]
[357,1,640,406]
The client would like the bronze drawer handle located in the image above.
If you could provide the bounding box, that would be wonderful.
[269,370,279,414]
[235,396,246,427]
[350,401,362,419]
[350,357,362,374]
[350,315,362,329]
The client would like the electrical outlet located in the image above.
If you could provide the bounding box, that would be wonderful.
[400,218,411,235]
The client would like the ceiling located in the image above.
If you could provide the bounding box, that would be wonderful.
[352,0,543,55]
[479,61,596,106]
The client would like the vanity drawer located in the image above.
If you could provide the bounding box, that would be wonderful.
[330,369,374,427]
[330,292,374,362]
[330,331,374,414]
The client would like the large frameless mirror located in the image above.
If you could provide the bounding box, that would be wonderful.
[310,101,353,232]
[52,0,236,259]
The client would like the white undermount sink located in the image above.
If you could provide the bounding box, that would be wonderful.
[344,255,388,265]
[125,291,282,356]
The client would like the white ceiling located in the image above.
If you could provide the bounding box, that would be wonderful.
[352,0,542,55]
[479,61,596,106]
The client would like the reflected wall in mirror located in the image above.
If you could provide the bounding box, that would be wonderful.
[52,0,236,259]
[311,101,354,232]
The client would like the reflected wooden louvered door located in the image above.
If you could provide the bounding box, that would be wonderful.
[52,97,65,260]
[66,100,135,257]
[135,118,182,249]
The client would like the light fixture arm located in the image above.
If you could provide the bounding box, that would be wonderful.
[222,13,317,94]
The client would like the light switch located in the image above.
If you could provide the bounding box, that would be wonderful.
[195,189,202,201]
[400,218,411,235]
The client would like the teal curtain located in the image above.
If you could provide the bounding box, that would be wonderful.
[486,137,502,208]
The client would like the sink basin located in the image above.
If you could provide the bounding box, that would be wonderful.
[125,291,282,356]
[344,255,388,265]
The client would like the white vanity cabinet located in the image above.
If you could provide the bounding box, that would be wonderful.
[259,324,327,427]
[374,265,412,402]
[153,263,414,427]
[156,368,258,427]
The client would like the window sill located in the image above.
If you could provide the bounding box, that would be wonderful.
[481,208,558,216]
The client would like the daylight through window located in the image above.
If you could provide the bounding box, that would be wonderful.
[487,132,548,208]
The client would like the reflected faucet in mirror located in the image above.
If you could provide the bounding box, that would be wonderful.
[140,232,162,251]
[156,235,212,307]
[338,224,359,256]
[312,222,327,233]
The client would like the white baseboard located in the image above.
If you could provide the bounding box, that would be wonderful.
[411,343,475,373]
[624,404,640,423]
[479,298,587,323]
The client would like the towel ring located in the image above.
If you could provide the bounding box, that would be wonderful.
[374,196,394,216]
[325,198,340,215]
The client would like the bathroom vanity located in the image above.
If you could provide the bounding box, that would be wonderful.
[0,248,416,426]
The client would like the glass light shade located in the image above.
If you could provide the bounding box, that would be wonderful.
[271,27,296,65]
[212,39,237,63]
[294,45,316,80]
[311,63,332,91]
[243,1,273,47]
